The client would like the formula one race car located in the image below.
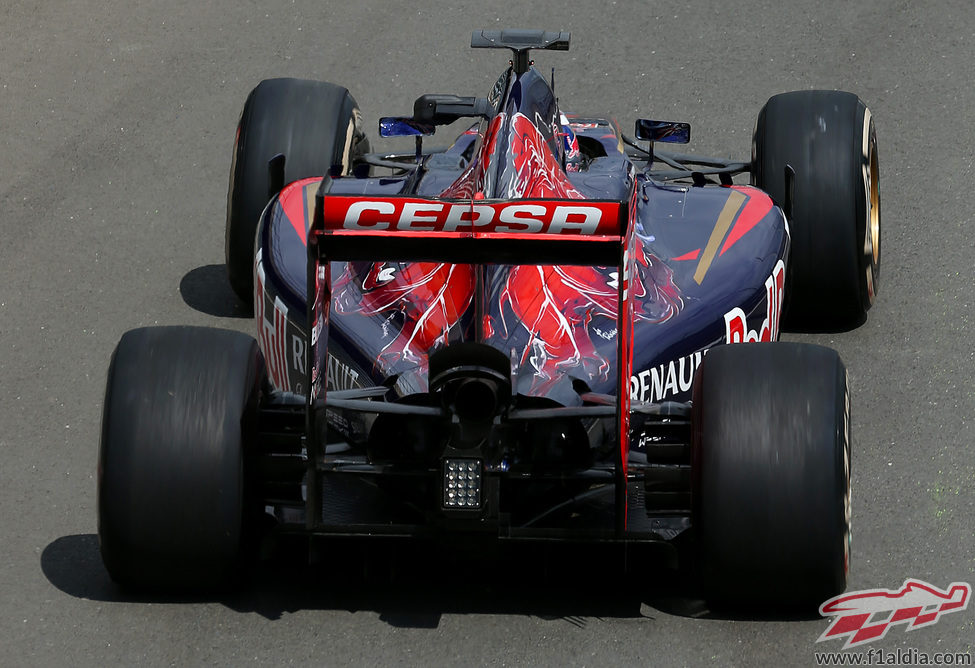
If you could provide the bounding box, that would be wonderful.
[98,30,880,607]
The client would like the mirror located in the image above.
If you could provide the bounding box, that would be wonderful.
[379,117,436,138]
[635,119,691,144]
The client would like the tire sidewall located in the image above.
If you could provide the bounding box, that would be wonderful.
[855,104,881,310]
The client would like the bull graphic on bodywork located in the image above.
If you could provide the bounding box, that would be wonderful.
[334,233,682,393]
[499,236,682,393]
[334,261,475,369]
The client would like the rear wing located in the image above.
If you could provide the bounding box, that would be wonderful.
[313,194,624,265]
[304,182,639,535]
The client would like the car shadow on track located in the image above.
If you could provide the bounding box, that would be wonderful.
[41,534,818,626]
[179,264,251,318]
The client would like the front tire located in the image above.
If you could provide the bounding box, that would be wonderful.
[753,90,881,331]
[98,327,266,590]
[225,78,366,305]
[692,342,851,608]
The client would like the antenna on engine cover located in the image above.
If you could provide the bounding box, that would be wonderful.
[471,29,570,75]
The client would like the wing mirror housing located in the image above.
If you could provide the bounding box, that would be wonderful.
[413,94,494,125]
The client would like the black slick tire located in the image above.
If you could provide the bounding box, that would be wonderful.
[753,90,881,331]
[225,78,365,305]
[98,326,266,591]
[692,342,851,609]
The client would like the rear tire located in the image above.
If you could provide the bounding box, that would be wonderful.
[225,78,366,305]
[753,90,880,331]
[692,342,851,608]
[98,326,266,591]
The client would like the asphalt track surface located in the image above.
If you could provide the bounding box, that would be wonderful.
[2,1,974,665]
